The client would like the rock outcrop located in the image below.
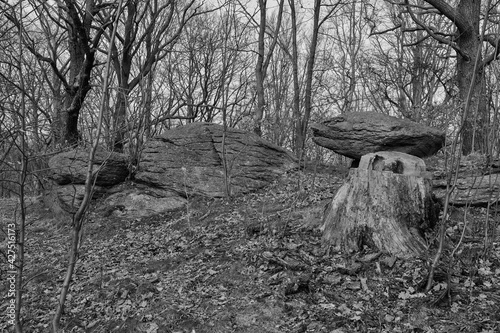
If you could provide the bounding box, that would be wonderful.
[101,183,186,219]
[311,112,445,160]
[45,148,129,217]
[43,184,108,216]
[48,149,129,186]
[45,124,297,220]
[135,123,298,197]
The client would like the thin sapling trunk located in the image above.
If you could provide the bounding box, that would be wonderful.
[51,1,123,331]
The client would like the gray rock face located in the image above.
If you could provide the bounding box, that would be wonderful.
[43,184,107,218]
[136,123,298,197]
[56,185,107,212]
[48,149,129,186]
[311,112,445,160]
[101,184,186,219]
[45,148,129,217]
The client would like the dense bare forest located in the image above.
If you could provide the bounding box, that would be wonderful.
[3,0,499,182]
[1,0,500,332]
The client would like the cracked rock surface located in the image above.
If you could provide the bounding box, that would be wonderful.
[311,112,445,160]
[135,123,298,197]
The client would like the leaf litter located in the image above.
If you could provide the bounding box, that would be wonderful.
[0,166,499,332]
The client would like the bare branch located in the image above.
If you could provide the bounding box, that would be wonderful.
[402,33,431,47]
[369,23,402,36]
[262,0,285,73]
[404,0,466,58]
[420,0,471,33]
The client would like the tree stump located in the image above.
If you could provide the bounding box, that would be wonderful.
[322,151,440,259]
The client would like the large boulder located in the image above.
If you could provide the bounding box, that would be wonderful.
[135,123,298,197]
[311,112,445,160]
[48,149,129,186]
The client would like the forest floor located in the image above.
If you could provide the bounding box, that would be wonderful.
[1,162,500,333]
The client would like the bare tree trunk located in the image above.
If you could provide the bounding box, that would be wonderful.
[51,73,64,145]
[345,1,358,113]
[418,0,491,155]
[299,0,321,157]
[396,13,408,116]
[288,0,301,155]
[113,90,129,152]
[411,3,424,122]
[14,4,27,330]
[253,0,285,136]
[144,71,153,139]
[143,19,154,139]
[455,0,486,155]
[112,0,134,152]
[57,0,101,146]
[254,0,268,137]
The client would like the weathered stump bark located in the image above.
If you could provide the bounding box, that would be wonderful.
[322,151,440,259]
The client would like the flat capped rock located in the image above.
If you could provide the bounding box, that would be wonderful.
[311,112,445,160]
[135,123,298,197]
[48,149,129,186]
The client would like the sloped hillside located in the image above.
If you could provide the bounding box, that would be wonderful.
[1,165,499,333]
